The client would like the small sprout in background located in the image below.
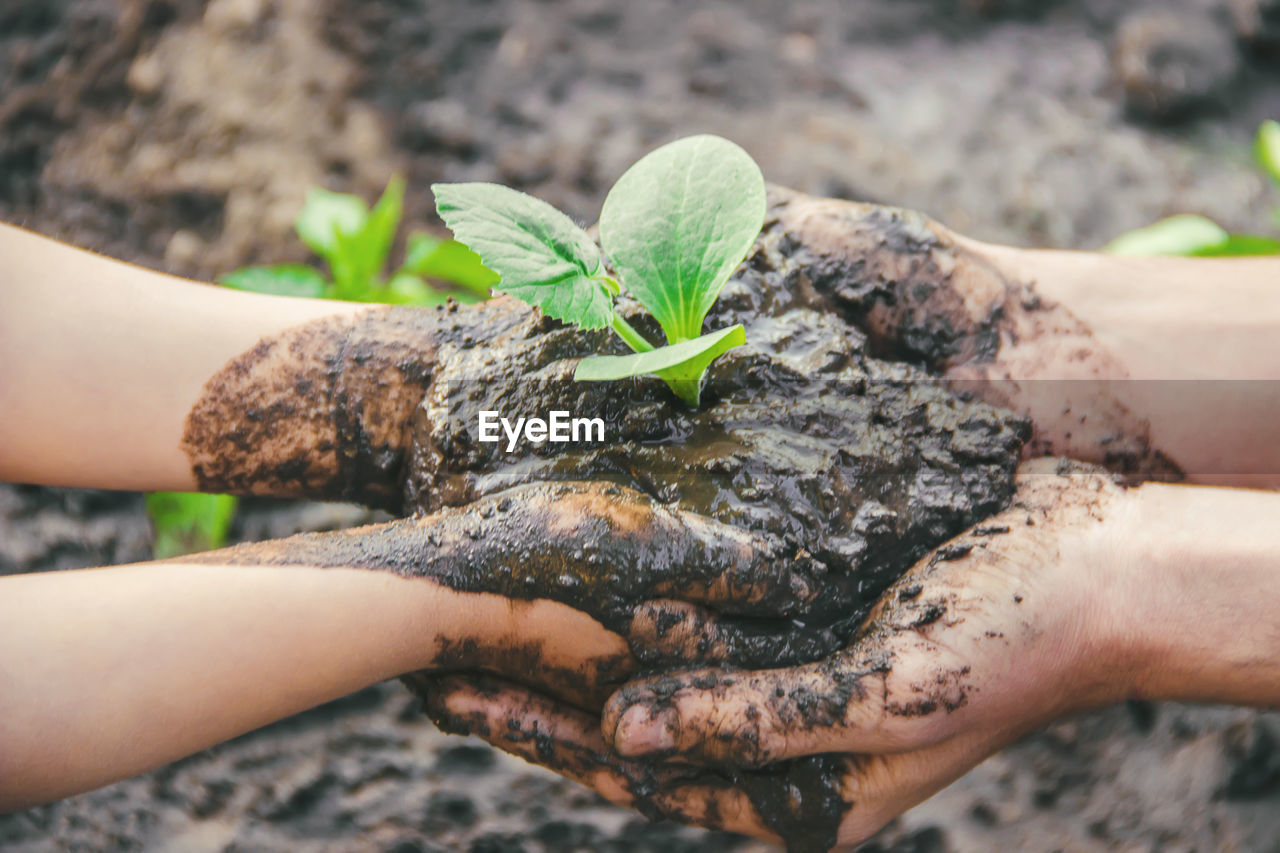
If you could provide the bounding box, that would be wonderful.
[1258,119,1280,229]
[434,134,766,407]
[1104,214,1280,257]
[221,176,496,305]
[1257,119,1280,187]
[1105,121,1280,257]
[146,492,238,560]
[150,177,498,557]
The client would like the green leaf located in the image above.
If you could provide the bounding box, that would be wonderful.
[575,324,746,406]
[1103,214,1229,256]
[296,187,368,259]
[146,492,238,559]
[360,176,406,279]
[599,135,766,343]
[433,182,613,329]
[1192,234,1280,256]
[403,232,499,295]
[385,271,451,306]
[219,264,329,298]
[1256,120,1280,186]
[327,177,405,300]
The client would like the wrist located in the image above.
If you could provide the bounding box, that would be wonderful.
[1100,483,1280,707]
[1035,479,1150,714]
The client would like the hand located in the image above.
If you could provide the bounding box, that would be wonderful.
[759,187,1177,479]
[172,186,1157,515]
[188,479,832,710]
[418,460,1137,851]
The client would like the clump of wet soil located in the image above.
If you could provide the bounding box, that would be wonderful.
[405,205,1028,648]
[6,0,1280,850]
[392,192,1027,849]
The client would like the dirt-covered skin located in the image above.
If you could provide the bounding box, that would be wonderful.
[761,188,1182,480]
[421,460,1133,852]
[174,185,1186,848]
[181,480,836,705]
[182,304,471,512]
[391,193,1044,850]
[606,459,1128,770]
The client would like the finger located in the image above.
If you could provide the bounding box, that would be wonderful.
[628,599,844,669]
[412,594,635,711]
[398,482,825,631]
[602,648,966,766]
[414,674,785,844]
[412,672,701,809]
[646,783,781,844]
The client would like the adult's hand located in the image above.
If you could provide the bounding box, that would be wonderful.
[762,188,1280,486]
[425,460,1280,850]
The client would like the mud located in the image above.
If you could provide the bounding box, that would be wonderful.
[6,0,1280,850]
[392,191,1030,849]
[183,306,456,511]
[407,273,1026,622]
[170,180,1035,849]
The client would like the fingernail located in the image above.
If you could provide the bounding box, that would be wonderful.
[615,704,678,756]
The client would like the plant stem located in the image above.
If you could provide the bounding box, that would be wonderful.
[610,315,654,353]
[665,378,701,408]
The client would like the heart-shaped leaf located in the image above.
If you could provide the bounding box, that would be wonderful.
[599,135,765,342]
[434,182,614,330]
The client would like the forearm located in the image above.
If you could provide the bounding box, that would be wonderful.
[997,250,1280,381]
[1104,482,1280,707]
[0,223,361,492]
[0,552,622,812]
[0,562,442,810]
[979,245,1280,486]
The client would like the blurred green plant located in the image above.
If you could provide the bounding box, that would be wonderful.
[1105,121,1280,257]
[148,177,495,557]
[221,176,497,303]
[146,492,238,560]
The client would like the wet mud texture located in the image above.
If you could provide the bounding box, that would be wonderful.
[5,0,1280,850]
[390,189,1027,850]
[405,191,1029,645]
[178,186,1030,849]
[183,306,463,512]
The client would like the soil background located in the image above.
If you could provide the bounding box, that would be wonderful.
[3,0,1280,850]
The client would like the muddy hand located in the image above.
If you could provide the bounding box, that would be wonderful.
[181,305,451,510]
[183,479,830,709]
[759,187,1176,479]
[445,459,1130,851]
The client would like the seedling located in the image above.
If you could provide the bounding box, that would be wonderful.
[434,134,766,407]
[1106,121,1280,257]
[222,176,497,304]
